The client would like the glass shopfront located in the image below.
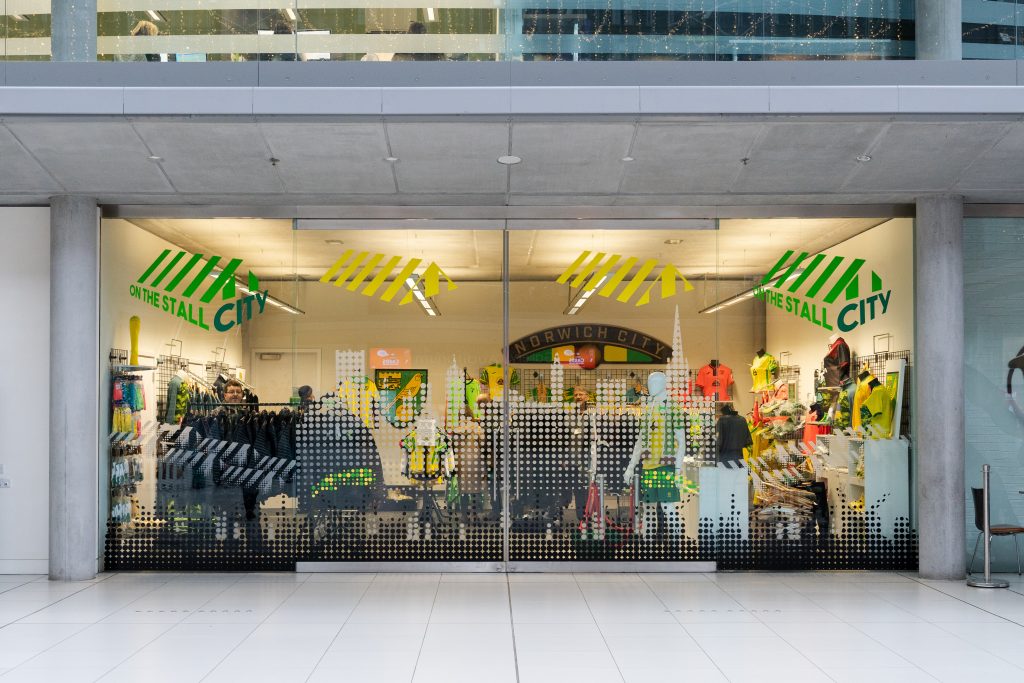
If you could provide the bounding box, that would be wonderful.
[100,216,916,570]
[964,218,1024,574]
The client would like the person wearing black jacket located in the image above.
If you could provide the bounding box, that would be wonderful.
[716,404,752,468]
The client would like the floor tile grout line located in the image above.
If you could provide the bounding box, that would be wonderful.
[574,573,626,683]
[301,573,375,683]
[89,574,253,680]
[709,575,842,682]
[0,573,180,681]
[639,572,731,682]
[504,574,521,683]
[0,570,173,634]
[778,574,943,679]
[197,572,313,682]
[408,574,443,683]
[906,573,1024,627]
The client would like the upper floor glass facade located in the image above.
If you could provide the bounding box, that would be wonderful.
[0,2,1020,62]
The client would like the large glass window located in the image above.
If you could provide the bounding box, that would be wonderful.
[101,216,916,570]
[964,217,1024,574]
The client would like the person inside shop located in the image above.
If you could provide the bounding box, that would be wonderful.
[569,385,595,522]
[123,20,162,62]
[220,378,260,520]
[298,385,314,409]
[716,403,752,468]
[393,21,443,61]
[223,378,245,405]
[260,16,297,61]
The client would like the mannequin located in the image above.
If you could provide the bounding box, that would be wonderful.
[851,368,875,429]
[823,335,852,387]
[624,371,685,538]
[860,377,893,438]
[750,349,778,392]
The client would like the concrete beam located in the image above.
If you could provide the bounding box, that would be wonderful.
[914,195,966,580]
[49,196,99,581]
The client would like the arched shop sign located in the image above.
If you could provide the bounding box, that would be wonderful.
[509,324,672,366]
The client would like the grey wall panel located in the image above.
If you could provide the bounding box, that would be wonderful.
[253,88,383,115]
[123,88,254,116]
[0,88,123,115]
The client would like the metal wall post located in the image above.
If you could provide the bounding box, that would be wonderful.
[967,464,1009,589]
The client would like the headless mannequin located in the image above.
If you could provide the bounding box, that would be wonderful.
[624,371,685,538]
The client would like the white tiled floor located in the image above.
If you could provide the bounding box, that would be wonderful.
[1,571,1023,682]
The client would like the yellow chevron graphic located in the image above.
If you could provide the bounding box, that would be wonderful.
[557,250,693,306]
[319,251,456,305]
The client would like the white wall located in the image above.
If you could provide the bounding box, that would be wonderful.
[767,218,915,405]
[0,208,50,573]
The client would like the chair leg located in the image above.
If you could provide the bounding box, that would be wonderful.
[1015,534,1022,576]
[969,532,982,575]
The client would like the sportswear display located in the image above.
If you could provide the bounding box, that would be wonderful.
[750,353,778,392]
[860,382,893,437]
[851,372,876,429]
[823,337,851,387]
[696,363,734,401]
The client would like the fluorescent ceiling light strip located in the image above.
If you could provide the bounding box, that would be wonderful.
[284,7,297,21]
[406,276,440,316]
[208,270,305,315]
[426,7,436,21]
[699,269,803,315]
[146,9,165,22]
[563,276,605,315]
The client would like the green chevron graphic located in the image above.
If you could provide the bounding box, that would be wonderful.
[760,250,882,303]
[755,250,891,333]
[130,250,268,333]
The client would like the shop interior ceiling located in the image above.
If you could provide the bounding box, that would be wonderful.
[128,217,885,281]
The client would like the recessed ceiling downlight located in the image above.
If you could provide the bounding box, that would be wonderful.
[497,155,522,165]
[856,154,872,162]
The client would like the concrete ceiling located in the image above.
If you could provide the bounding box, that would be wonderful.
[4,116,1024,210]
[129,217,884,280]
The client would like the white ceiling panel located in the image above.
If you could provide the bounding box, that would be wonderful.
[843,121,1013,192]
[4,121,173,194]
[734,122,886,194]
[387,122,509,194]
[510,122,634,195]
[260,122,395,195]
[132,122,284,195]
[621,123,765,195]
[0,126,63,194]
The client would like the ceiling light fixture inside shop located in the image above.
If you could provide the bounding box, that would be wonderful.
[564,277,606,315]
[406,277,440,316]
[699,269,803,315]
[208,271,304,315]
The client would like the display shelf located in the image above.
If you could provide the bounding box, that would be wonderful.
[112,364,156,373]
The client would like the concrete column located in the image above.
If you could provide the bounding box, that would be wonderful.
[914,195,965,580]
[51,0,98,62]
[49,196,99,581]
[915,0,962,60]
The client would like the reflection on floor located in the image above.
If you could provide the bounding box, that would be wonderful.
[0,571,1023,682]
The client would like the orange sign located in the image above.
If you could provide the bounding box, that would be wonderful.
[370,348,412,369]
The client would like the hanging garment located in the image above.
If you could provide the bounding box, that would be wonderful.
[851,373,876,429]
[823,337,852,387]
[750,354,778,392]
[165,375,183,424]
[338,376,378,429]
[696,363,734,402]
[401,427,454,480]
[450,420,486,495]
[860,384,893,437]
